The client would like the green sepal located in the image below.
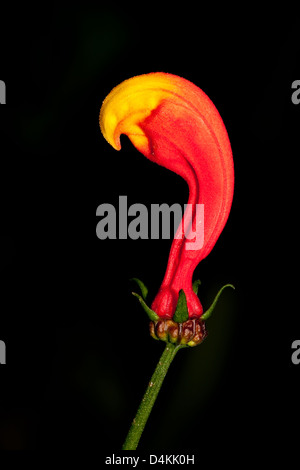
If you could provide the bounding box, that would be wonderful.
[201,284,235,321]
[130,278,148,300]
[132,292,159,322]
[192,279,201,295]
[172,289,189,323]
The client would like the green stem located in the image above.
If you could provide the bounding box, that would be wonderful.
[122,343,182,450]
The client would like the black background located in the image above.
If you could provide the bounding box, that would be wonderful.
[0,4,299,461]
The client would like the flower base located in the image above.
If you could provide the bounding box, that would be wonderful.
[149,318,207,347]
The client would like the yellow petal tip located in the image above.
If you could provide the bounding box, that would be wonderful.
[99,72,179,153]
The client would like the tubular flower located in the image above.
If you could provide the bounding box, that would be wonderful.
[100,72,234,342]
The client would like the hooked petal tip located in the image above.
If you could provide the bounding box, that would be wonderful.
[99,72,183,153]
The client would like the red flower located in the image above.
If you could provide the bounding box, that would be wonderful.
[100,72,234,320]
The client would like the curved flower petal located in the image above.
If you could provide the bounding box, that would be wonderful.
[100,72,234,319]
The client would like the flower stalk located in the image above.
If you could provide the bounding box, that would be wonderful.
[122,343,182,450]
